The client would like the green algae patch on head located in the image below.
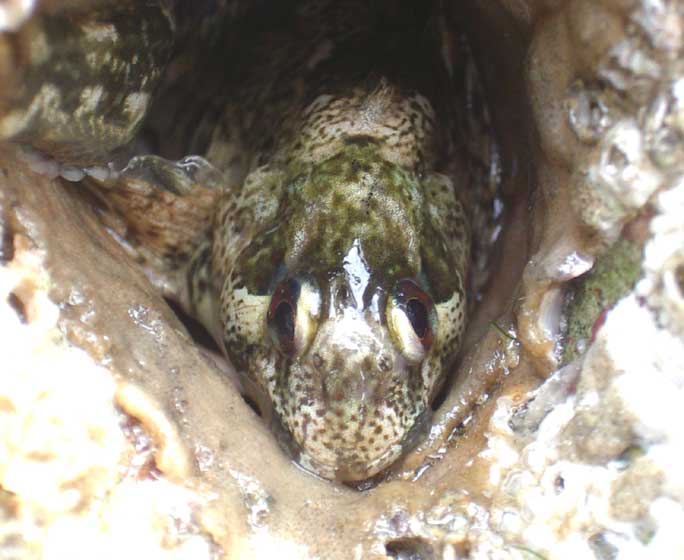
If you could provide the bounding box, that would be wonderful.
[283,142,425,283]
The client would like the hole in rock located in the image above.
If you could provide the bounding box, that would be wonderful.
[143,0,533,481]
[7,291,27,323]
[385,537,436,560]
[25,0,534,486]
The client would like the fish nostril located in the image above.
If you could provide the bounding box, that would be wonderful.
[329,280,354,315]
[337,284,350,304]
[312,352,324,369]
[377,354,392,373]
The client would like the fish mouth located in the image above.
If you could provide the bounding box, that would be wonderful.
[279,323,424,481]
[283,392,429,482]
[284,400,417,482]
[296,431,406,482]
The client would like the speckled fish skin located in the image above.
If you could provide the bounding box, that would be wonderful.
[192,1,471,481]
[0,2,175,164]
[3,0,472,481]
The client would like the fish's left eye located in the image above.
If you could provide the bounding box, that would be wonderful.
[387,279,436,363]
[267,277,321,358]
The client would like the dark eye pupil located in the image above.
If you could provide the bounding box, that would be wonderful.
[405,298,428,339]
[274,300,295,343]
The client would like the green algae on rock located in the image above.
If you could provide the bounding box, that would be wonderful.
[562,238,643,364]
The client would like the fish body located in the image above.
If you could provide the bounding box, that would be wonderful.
[1,1,475,481]
[196,3,471,480]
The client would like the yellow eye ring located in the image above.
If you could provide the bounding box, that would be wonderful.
[387,279,436,364]
[267,277,321,358]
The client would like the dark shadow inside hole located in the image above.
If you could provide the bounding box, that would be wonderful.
[164,297,263,417]
[385,537,435,560]
[164,297,221,354]
[676,264,684,296]
[0,219,14,264]
[241,392,262,417]
[343,470,386,492]
[430,353,466,411]
[431,376,450,411]
[8,291,27,323]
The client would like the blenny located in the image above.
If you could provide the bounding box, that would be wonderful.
[1,0,482,481]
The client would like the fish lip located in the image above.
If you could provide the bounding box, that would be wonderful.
[298,438,404,482]
[288,396,424,481]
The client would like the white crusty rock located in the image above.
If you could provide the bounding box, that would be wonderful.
[482,294,684,559]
